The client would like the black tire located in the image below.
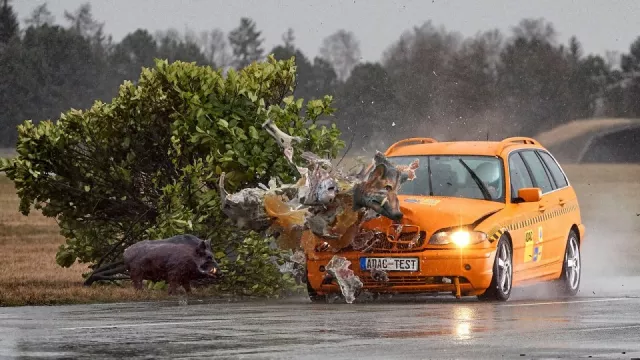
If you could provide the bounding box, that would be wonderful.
[477,235,513,302]
[558,230,581,296]
[307,280,327,303]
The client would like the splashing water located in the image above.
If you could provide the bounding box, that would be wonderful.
[325,255,363,303]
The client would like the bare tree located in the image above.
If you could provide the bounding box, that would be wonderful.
[24,2,54,27]
[64,3,103,39]
[511,18,556,44]
[282,28,295,51]
[319,29,361,82]
[199,28,232,68]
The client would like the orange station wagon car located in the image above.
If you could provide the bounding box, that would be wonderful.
[306,137,585,302]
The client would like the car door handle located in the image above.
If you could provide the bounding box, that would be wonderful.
[559,198,566,206]
[539,205,546,212]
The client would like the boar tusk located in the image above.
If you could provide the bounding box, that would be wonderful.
[380,197,388,207]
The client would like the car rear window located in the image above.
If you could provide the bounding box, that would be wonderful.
[520,151,554,194]
[538,151,568,188]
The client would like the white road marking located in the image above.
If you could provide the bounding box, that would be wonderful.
[503,297,634,307]
[60,319,229,331]
[575,324,640,332]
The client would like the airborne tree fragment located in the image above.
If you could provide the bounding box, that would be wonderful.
[218,119,419,302]
[219,118,419,253]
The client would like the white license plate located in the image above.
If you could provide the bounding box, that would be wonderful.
[360,257,419,272]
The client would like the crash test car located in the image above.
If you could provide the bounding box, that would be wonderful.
[305,136,585,301]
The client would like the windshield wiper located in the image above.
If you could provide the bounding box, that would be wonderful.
[458,159,492,201]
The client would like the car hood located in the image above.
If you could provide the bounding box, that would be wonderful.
[363,196,505,235]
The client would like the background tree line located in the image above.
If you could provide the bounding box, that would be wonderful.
[2,1,640,152]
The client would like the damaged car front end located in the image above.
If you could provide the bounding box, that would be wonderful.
[305,150,508,302]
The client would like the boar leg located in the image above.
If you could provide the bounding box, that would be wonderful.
[167,281,179,295]
[167,272,183,295]
[182,281,192,294]
[130,272,144,291]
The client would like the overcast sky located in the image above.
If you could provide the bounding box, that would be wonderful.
[11,0,640,64]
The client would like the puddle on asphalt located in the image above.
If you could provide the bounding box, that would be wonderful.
[374,305,492,340]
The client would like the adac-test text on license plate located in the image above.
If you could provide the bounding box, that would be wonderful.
[360,257,419,272]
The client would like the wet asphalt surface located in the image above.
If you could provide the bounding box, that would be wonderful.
[2,276,640,360]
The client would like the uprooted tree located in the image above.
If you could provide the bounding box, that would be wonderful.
[0,55,344,296]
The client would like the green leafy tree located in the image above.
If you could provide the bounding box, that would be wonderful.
[110,29,159,81]
[564,37,611,120]
[382,21,462,122]
[0,0,19,47]
[228,17,264,69]
[497,18,573,135]
[0,55,343,296]
[0,24,107,146]
[333,62,399,147]
[446,30,502,121]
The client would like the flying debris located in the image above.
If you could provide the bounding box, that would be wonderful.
[218,118,419,302]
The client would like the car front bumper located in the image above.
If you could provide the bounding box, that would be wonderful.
[307,248,496,297]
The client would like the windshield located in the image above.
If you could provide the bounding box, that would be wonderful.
[388,155,505,202]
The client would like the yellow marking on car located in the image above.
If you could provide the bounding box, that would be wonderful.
[505,204,578,231]
[524,229,534,262]
[486,203,576,246]
[489,228,505,243]
[421,198,441,206]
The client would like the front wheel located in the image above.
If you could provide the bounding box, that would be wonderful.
[478,235,513,302]
[558,230,581,296]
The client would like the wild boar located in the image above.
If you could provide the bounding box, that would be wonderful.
[124,237,222,294]
[352,152,418,221]
[83,234,222,294]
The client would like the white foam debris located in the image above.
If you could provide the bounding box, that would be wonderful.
[325,255,363,304]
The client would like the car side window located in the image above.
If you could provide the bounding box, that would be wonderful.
[538,151,568,188]
[520,151,554,194]
[508,153,533,199]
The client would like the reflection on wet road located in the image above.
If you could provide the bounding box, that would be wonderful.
[2,279,640,360]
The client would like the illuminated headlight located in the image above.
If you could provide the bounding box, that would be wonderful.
[429,230,488,247]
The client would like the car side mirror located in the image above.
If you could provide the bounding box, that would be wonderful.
[515,187,542,203]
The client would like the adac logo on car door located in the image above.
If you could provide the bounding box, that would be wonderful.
[524,226,544,263]
[524,229,534,262]
[533,226,543,262]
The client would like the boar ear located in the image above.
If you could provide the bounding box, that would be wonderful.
[196,239,206,253]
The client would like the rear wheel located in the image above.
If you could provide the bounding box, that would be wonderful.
[558,230,581,296]
[478,235,513,302]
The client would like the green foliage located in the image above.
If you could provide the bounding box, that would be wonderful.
[0,55,344,296]
[214,233,299,297]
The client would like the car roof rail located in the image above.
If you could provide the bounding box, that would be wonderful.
[497,137,541,153]
[385,137,438,155]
